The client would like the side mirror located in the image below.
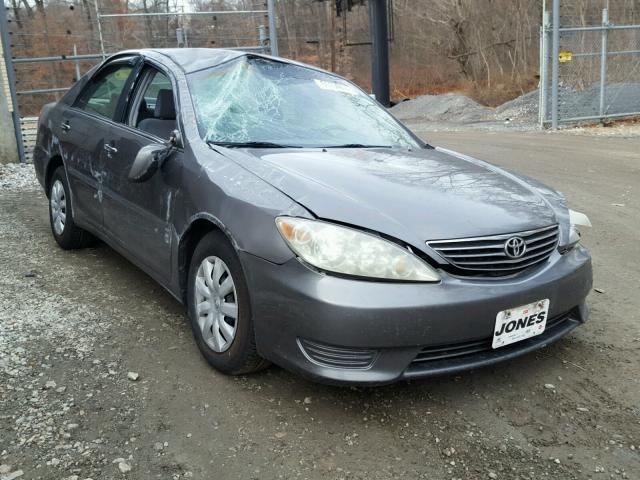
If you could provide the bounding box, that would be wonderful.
[128,143,167,183]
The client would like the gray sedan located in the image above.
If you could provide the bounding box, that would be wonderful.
[33,49,593,385]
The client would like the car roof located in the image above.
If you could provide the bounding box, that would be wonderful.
[145,48,246,73]
[109,48,331,77]
[117,48,300,74]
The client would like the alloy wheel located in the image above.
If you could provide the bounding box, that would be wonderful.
[194,256,238,353]
[50,179,66,236]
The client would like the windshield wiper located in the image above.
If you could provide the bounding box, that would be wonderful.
[323,144,393,148]
[207,140,301,149]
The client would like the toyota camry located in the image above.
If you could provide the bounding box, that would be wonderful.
[33,49,593,385]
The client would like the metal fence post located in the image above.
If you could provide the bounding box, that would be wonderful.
[0,4,25,163]
[73,44,81,80]
[258,24,268,53]
[94,0,106,59]
[539,11,551,127]
[551,0,560,129]
[599,8,608,120]
[267,0,279,56]
[176,28,185,47]
[538,25,543,125]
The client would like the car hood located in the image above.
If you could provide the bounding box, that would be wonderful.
[223,146,562,252]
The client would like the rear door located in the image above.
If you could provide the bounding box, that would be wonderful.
[60,58,138,231]
[101,63,182,281]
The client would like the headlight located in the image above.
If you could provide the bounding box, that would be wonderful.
[275,217,440,282]
[566,209,592,249]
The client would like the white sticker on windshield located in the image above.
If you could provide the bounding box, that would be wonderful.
[314,79,358,95]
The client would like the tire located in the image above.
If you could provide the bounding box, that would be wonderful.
[187,231,270,375]
[48,166,94,250]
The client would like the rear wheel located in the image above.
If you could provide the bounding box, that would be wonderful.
[187,231,270,375]
[48,166,93,249]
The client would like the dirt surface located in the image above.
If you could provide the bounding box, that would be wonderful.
[1,132,639,480]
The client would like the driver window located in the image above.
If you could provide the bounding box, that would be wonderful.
[75,65,133,119]
[133,68,177,140]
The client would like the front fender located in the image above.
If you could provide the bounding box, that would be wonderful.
[180,143,312,265]
[33,102,66,192]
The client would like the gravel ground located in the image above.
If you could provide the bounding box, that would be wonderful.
[1,131,639,479]
[0,163,40,190]
[559,124,640,138]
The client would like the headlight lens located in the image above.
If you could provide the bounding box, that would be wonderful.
[566,209,592,249]
[275,217,440,282]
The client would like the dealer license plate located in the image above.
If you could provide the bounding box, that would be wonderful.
[492,299,550,349]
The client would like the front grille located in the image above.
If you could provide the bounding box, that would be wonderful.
[411,311,570,365]
[298,338,377,369]
[427,224,559,276]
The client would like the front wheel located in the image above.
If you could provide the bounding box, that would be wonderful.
[48,166,94,250]
[187,231,270,375]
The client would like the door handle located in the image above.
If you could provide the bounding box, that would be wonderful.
[104,143,118,154]
[60,121,71,132]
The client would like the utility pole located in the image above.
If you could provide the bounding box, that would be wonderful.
[368,0,390,106]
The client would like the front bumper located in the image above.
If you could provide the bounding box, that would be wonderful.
[240,246,592,385]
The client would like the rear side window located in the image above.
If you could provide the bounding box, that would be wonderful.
[129,67,177,140]
[143,71,172,111]
[74,65,133,120]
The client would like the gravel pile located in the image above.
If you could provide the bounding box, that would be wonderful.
[391,83,640,131]
[494,90,540,124]
[391,93,494,123]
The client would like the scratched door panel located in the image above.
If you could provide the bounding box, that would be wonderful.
[58,108,108,231]
[101,124,178,282]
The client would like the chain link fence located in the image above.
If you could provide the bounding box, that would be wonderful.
[5,1,274,117]
[540,1,640,126]
[1,0,277,162]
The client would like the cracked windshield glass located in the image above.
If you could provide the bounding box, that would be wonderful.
[188,56,420,148]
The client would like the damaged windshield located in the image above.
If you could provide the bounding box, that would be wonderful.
[188,56,420,148]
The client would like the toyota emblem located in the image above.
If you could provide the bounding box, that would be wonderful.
[504,236,527,258]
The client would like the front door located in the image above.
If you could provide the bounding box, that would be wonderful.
[60,60,137,231]
[101,66,181,282]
